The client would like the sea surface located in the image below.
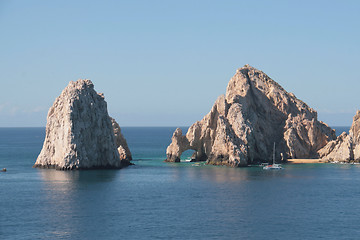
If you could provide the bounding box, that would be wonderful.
[1,126,360,240]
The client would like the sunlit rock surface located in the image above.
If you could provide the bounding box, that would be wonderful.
[166,65,336,167]
[319,110,360,162]
[34,79,131,170]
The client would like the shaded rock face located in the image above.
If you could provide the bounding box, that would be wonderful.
[34,79,132,170]
[319,111,360,162]
[166,65,336,167]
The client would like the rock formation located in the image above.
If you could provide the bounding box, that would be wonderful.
[319,111,360,162]
[34,79,132,170]
[111,117,132,165]
[166,65,336,167]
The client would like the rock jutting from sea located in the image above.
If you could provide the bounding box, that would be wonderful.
[111,117,132,166]
[165,64,336,167]
[34,79,132,170]
[318,110,360,163]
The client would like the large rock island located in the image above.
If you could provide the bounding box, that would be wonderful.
[166,65,336,167]
[34,79,132,170]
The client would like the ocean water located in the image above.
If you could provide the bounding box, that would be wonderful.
[1,126,360,240]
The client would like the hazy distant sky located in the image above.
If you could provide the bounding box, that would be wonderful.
[1,0,359,127]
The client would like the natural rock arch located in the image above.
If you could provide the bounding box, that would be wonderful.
[165,128,208,162]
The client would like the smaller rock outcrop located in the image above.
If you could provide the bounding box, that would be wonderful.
[34,79,132,170]
[111,117,132,166]
[319,110,360,162]
[318,132,353,162]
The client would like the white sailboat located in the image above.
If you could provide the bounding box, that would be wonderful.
[263,142,283,170]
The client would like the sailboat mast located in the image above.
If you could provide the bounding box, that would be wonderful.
[273,142,275,165]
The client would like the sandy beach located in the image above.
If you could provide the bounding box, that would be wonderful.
[286,159,324,164]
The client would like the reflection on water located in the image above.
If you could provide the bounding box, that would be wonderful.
[38,168,119,183]
[168,163,288,183]
[29,162,360,240]
[36,169,120,239]
[188,166,253,183]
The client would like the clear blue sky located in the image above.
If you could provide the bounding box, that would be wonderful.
[1,0,359,127]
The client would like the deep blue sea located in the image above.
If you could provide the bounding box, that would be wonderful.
[1,126,360,240]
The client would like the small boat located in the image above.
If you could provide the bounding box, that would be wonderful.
[263,163,283,170]
[184,158,192,162]
[263,143,283,170]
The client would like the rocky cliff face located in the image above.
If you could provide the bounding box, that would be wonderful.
[34,79,132,170]
[166,65,336,167]
[319,111,360,162]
